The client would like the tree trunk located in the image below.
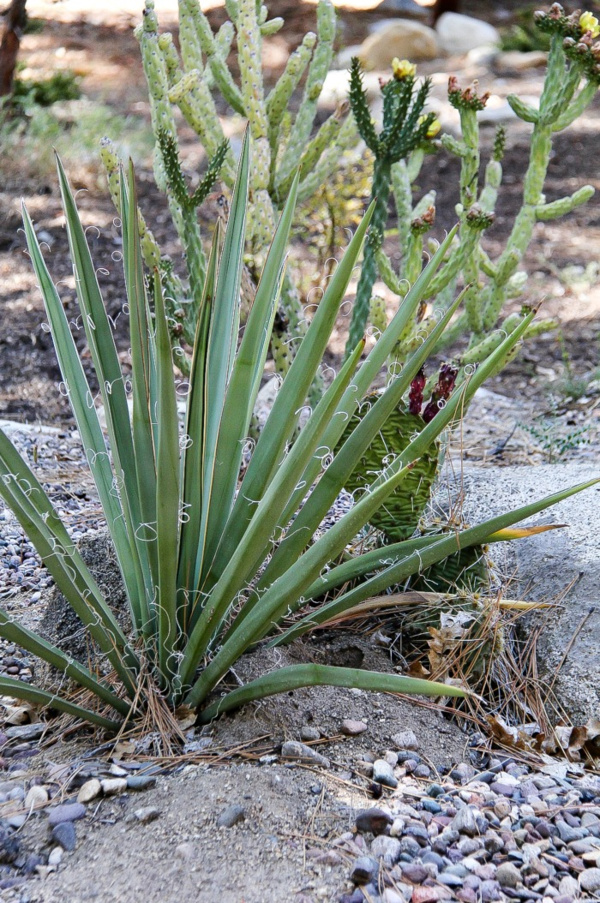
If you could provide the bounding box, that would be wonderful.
[0,0,27,97]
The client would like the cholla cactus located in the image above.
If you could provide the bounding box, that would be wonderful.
[371,5,598,373]
[107,0,357,394]
[345,57,438,356]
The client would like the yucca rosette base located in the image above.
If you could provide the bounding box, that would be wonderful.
[0,137,596,732]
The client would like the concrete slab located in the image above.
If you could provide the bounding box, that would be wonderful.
[450,464,600,724]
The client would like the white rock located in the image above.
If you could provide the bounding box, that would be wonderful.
[48,847,63,866]
[436,12,500,56]
[495,50,548,71]
[100,777,128,796]
[77,779,102,804]
[358,21,439,71]
[319,68,381,108]
[25,785,49,809]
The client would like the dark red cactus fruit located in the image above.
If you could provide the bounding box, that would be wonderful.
[409,368,426,415]
[436,362,459,400]
[421,363,458,423]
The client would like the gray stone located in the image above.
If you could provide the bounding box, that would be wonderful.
[126,775,157,792]
[435,12,500,55]
[216,804,245,828]
[281,741,330,769]
[47,803,86,827]
[340,720,368,736]
[580,868,600,893]
[351,856,379,885]
[457,464,600,722]
[133,806,161,824]
[300,725,320,743]
[51,821,76,852]
[4,723,45,741]
[358,20,439,70]
[452,806,479,836]
[494,50,548,72]
[496,862,521,888]
[391,730,419,750]
[370,835,401,866]
[355,808,392,835]
[372,759,398,789]
[373,0,428,18]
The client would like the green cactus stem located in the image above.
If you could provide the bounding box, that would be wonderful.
[345,59,436,356]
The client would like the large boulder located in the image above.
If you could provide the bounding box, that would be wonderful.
[359,20,439,70]
[436,12,500,56]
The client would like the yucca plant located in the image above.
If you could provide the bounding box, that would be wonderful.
[0,135,595,733]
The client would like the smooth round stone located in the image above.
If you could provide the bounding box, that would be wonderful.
[351,855,379,885]
[370,835,401,866]
[47,803,86,826]
[101,778,127,797]
[341,720,368,736]
[356,808,392,836]
[438,871,463,887]
[479,879,501,901]
[51,821,76,852]
[496,862,521,888]
[422,851,446,870]
[452,807,479,837]
[391,730,418,750]
[373,760,398,789]
[77,779,101,804]
[216,804,245,828]
[422,799,442,814]
[24,785,48,809]
[126,775,157,792]
[48,847,63,866]
[299,725,320,742]
[490,782,515,798]
[580,868,600,893]
[427,784,445,798]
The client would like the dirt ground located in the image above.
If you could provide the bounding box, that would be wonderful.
[0,2,600,901]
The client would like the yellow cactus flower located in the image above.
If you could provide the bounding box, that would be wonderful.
[419,115,441,138]
[392,58,417,80]
[580,11,600,37]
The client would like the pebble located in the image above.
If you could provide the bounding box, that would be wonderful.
[24,785,48,808]
[391,731,419,750]
[101,778,127,796]
[47,802,86,826]
[126,775,157,792]
[133,806,161,824]
[216,804,245,828]
[51,821,77,852]
[372,759,398,789]
[355,808,392,836]
[452,807,480,836]
[340,720,368,736]
[496,862,521,888]
[350,856,379,885]
[77,779,102,803]
[300,725,321,742]
[579,867,600,893]
[281,741,330,769]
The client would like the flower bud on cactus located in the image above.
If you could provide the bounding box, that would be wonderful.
[448,76,490,111]
[409,368,426,415]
